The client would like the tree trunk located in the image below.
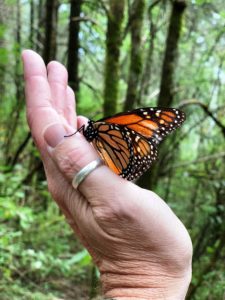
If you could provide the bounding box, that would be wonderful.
[4,0,23,164]
[0,0,6,95]
[67,0,82,99]
[29,0,34,48]
[43,0,59,63]
[36,0,44,53]
[124,0,145,111]
[139,8,156,104]
[103,0,125,117]
[158,0,187,107]
[137,0,186,190]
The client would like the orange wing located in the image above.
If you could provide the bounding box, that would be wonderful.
[100,107,185,144]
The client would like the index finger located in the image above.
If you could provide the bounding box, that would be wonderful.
[22,50,62,147]
[22,50,51,110]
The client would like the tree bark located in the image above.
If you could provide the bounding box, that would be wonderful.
[67,0,83,98]
[158,0,187,107]
[4,0,23,164]
[43,0,59,63]
[36,0,44,53]
[137,0,186,190]
[124,0,145,111]
[29,0,34,48]
[139,8,156,104]
[103,0,125,117]
[0,0,6,95]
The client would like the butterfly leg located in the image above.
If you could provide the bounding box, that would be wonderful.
[64,125,85,138]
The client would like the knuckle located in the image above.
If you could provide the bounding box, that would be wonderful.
[52,134,98,179]
[55,148,80,178]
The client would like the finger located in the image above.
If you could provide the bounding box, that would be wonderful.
[65,86,76,129]
[43,123,126,204]
[22,49,47,80]
[47,61,68,115]
[77,115,89,129]
[22,50,62,148]
[22,50,51,111]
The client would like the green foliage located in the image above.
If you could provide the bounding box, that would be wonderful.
[0,171,91,299]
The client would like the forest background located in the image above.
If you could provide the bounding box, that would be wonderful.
[0,0,225,299]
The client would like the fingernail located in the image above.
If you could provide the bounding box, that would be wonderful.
[44,124,66,148]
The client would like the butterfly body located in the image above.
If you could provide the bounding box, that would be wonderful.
[81,107,185,181]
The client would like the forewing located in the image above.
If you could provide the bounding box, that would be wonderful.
[100,107,185,145]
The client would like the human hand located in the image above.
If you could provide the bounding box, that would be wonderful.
[22,50,192,300]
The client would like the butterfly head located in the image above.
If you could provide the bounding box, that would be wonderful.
[83,120,97,142]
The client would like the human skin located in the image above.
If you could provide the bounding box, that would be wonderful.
[22,50,192,300]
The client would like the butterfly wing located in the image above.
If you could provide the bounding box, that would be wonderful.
[99,107,185,145]
[124,128,158,180]
[84,107,185,180]
[90,122,158,180]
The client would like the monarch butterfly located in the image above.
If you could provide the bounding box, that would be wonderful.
[77,107,185,181]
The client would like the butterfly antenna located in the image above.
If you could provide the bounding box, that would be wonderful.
[64,125,85,138]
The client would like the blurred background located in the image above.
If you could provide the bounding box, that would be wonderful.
[0,0,225,299]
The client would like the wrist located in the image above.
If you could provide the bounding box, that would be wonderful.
[101,268,191,300]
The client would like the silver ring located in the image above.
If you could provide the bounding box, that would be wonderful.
[72,158,104,189]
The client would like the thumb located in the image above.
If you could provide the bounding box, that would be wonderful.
[43,123,125,200]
